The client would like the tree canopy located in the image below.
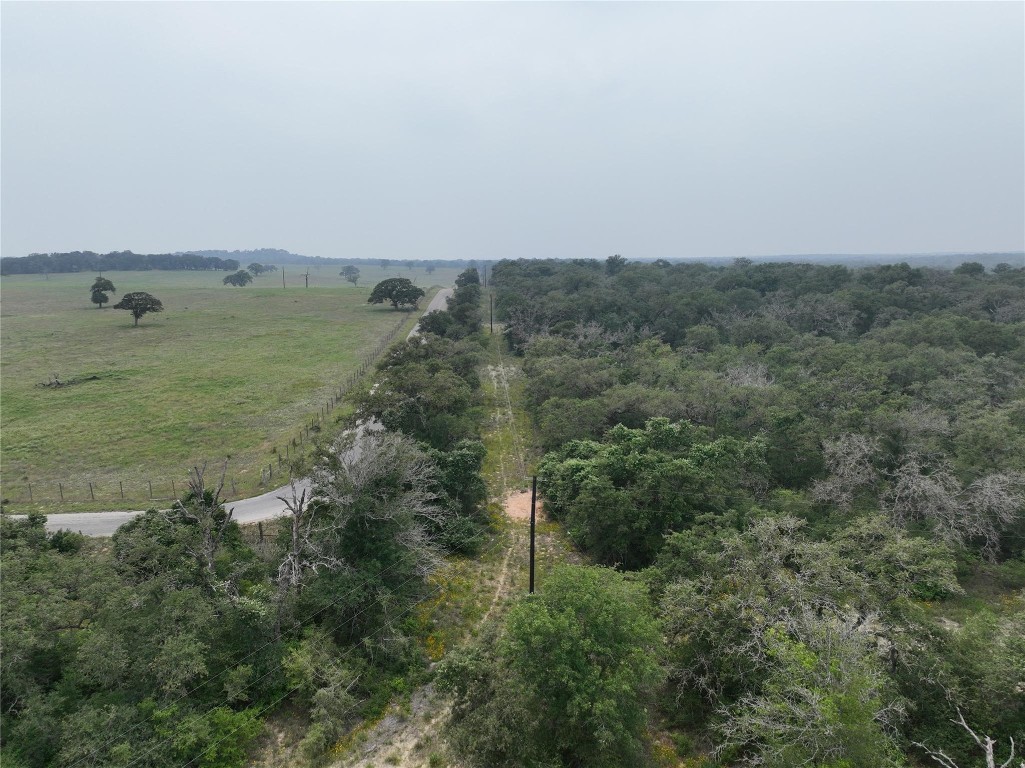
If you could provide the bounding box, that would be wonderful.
[222,270,253,287]
[367,277,425,309]
[112,291,164,326]
[340,266,360,285]
[89,276,116,308]
[90,276,115,294]
[540,418,766,569]
[439,565,662,767]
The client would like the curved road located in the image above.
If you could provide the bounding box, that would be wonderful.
[25,288,454,537]
[408,286,452,339]
[25,480,313,536]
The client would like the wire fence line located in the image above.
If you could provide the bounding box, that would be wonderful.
[1,309,419,507]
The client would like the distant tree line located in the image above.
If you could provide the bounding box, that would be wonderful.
[188,249,492,271]
[1,251,240,275]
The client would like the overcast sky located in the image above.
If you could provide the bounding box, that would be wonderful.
[2,1,1023,261]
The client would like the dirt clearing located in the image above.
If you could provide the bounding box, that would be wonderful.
[503,489,542,520]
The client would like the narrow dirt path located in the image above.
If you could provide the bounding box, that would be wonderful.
[330,333,539,768]
[481,543,515,626]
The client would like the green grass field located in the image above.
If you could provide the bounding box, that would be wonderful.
[0,265,461,508]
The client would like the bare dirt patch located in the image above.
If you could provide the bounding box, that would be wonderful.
[503,489,542,520]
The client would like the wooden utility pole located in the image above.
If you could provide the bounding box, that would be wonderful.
[490,293,494,334]
[529,475,537,594]
[282,268,286,289]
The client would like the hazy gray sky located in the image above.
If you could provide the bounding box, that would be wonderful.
[2,1,1023,260]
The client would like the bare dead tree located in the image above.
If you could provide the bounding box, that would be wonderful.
[275,479,345,597]
[504,303,559,351]
[704,307,754,333]
[760,294,800,325]
[883,456,963,535]
[272,479,348,636]
[992,299,1025,324]
[964,472,1025,559]
[792,294,863,338]
[915,709,1022,768]
[311,429,448,577]
[174,461,240,597]
[723,362,774,389]
[715,609,905,766]
[883,457,1024,558]
[812,433,880,512]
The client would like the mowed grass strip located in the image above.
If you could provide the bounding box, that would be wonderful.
[1,266,460,505]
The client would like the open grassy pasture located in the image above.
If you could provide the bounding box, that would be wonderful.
[0,265,462,508]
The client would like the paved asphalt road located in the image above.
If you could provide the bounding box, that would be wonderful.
[407,287,453,339]
[21,288,454,537]
[28,479,313,536]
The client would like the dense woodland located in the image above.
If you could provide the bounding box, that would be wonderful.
[2,259,1023,767]
[190,249,481,271]
[454,257,1024,766]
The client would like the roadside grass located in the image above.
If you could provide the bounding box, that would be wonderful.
[0,267,459,510]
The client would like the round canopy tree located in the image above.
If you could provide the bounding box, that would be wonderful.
[113,292,164,326]
[367,277,425,310]
[438,565,662,766]
[223,270,253,287]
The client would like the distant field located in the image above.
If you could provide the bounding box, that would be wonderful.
[0,265,461,508]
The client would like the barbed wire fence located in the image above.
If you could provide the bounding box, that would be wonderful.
[2,308,422,507]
